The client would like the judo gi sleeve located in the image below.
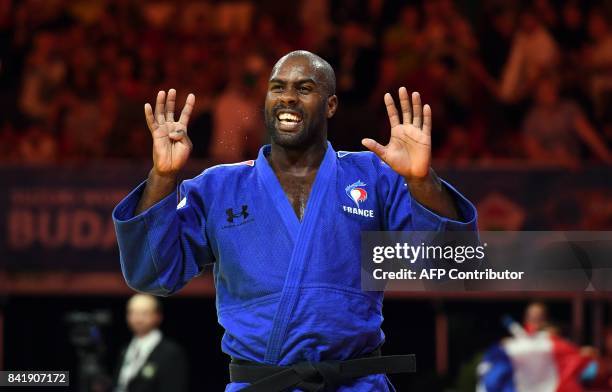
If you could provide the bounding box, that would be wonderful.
[385,171,478,232]
[112,179,214,295]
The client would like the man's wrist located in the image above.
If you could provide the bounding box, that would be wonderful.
[147,169,178,194]
[404,168,461,220]
[149,169,177,185]
[135,169,177,214]
[404,168,440,191]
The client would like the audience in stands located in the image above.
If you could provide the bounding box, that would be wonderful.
[1,0,611,166]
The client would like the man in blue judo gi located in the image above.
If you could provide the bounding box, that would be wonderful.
[113,50,477,391]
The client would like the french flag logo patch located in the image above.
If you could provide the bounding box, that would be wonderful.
[345,180,367,207]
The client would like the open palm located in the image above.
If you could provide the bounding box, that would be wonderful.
[144,89,195,176]
[362,87,432,180]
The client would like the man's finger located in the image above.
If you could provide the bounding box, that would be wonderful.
[362,138,387,161]
[179,93,196,126]
[423,104,432,136]
[144,103,158,133]
[165,88,176,122]
[154,90,166,125]
[384,93,400,128]
[399,87,412,124]
[168,128,187,142]
[412,92,422,129]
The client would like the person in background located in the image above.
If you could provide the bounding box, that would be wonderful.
[478,302,594,392]
[18,122,58,165]
[583,11,612,120]
[209,58,264,162]
[499,10,559,103]
[522,76,612,167]
[523,301,550,334]
[580,328,612,391]
[113,294,188,392]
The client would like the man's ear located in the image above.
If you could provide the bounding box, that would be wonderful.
[327,95,338,118]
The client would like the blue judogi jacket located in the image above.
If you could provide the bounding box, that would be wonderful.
[113,142,477,391]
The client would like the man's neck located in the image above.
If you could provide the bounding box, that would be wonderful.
[134,328,160,340]
[268,139,327,176]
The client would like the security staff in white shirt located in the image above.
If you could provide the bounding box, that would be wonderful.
[114,294,188,392]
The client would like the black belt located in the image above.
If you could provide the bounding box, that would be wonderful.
[229,349,416,392]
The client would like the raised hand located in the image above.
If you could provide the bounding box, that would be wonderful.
[144,89,195,177]
[362,87,431,181]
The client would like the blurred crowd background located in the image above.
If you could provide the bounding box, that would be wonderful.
[2,0,612,166]
[2,1,612,391]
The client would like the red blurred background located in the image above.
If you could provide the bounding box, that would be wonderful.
[1,0,612,391]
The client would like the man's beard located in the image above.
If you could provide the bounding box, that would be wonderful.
[264,104,325,149]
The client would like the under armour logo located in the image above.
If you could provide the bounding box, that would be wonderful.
[226,205,249,223]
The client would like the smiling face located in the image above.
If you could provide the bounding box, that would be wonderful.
[264,52,337,149]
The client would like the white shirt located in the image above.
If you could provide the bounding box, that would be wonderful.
[116,329,162,392]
